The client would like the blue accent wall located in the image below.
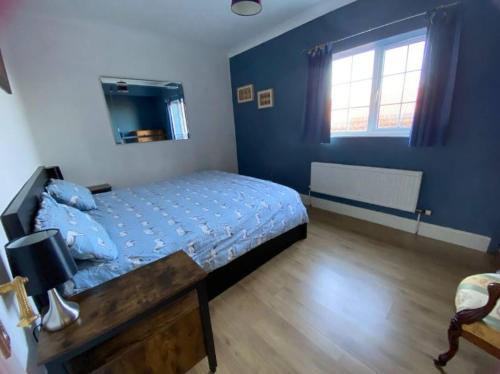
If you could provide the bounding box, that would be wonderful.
[230,0,500,252]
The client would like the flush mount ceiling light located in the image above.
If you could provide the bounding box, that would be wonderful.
[116,81,128,93]
[164,83,179,90]
[231,0,262,16]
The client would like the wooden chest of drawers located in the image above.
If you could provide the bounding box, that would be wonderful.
[38,252,217,374]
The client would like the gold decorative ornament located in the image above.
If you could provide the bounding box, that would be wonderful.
[0,276,39,328]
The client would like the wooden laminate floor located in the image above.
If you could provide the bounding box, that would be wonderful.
[190,208,499,374]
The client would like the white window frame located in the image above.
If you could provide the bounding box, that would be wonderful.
[331,28,427,138]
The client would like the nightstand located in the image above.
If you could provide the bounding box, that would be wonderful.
[87,183,112,194]
[37,251,217,373]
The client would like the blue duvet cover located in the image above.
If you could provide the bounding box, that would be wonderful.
[64,171,308,295]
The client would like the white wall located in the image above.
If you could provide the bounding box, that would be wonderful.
[5,13,238,188]
[0,45,43,373]
[0,10,238,372]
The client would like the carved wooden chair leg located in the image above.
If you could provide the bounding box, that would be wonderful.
[434,282,500,367]
[434,318,461,367]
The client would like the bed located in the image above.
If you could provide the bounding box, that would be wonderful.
[1,166,308,302]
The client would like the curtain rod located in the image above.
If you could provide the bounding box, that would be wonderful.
[303,1,461,54]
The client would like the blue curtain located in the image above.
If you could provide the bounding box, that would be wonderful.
[303,45,332,144]
[410,5,463,147]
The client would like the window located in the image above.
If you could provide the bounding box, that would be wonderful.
[331,29,426,137]
[167,98,189,140]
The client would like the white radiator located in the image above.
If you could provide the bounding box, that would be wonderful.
[310,162,423,213]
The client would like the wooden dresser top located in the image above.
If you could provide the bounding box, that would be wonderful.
[38,251,206,365]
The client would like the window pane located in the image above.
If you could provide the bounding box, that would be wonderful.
[402,71,421,102]
[331,109,348,132]
[331,50,375,135]
[407,41,426,71]
[349,80,372,107]
[383,45,408,75]
[168,99,189,139]
[377,38,425,131]
[332,83,350,109]
[348,107,369,131]
[332,57,352,85]
[378,104,400,128]
[380,74,404,105]
[400,102,416,127]
[351,50,375,81]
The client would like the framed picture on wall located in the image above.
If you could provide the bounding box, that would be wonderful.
[0,49,12,94]
[237,84,254,103]
[257,89,274,109]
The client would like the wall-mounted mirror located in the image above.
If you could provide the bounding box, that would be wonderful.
[100,77,189,144]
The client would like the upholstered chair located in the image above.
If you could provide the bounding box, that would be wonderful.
[435,273,500,366]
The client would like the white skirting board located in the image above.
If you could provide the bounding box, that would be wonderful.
[301,194,491,252]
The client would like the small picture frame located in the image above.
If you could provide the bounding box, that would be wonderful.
[258,89,274,109]
[237,84,254,103]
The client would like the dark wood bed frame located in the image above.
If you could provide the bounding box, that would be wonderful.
[1,166,307,304]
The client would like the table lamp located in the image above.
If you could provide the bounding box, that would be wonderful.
[5,229,80,331]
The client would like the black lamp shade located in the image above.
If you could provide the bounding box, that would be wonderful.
[5,229,77,296]
[231,0,262,16]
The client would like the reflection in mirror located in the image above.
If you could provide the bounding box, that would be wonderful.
[100,77,190,144]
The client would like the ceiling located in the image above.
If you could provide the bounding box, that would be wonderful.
[15,0,356,56]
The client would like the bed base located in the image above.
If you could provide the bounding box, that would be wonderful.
[206,223,307,300]
[1,166,307,305]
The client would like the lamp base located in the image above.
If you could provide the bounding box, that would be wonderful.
[42,288,80,331]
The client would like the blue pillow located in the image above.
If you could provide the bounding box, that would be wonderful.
[35,193,118,261]
[46,179,97,211]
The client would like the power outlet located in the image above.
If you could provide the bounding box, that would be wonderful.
[416,209,432,216]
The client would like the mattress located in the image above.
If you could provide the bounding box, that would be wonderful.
[65,171,308,295]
